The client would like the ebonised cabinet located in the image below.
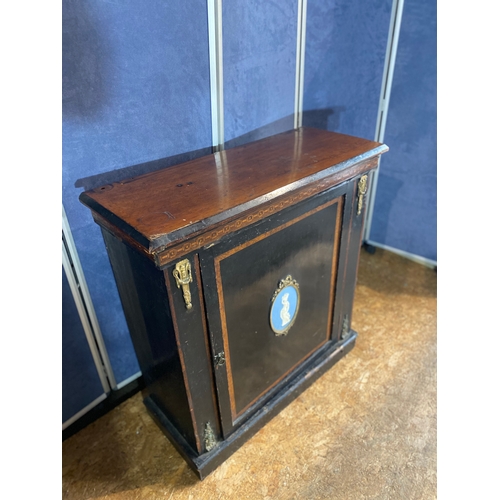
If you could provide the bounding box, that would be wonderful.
[79,127,388,478]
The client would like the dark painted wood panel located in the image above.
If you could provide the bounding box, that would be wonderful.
[334,175,371,342]
[101,228,197,451]
[218,200,341,419]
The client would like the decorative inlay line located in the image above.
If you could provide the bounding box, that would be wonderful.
[153,160,377,268]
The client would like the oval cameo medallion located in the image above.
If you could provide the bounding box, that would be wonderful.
[270,275,300,336]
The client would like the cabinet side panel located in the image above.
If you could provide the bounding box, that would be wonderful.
[164,254,222,454]
[101,229,197,450]
[335,175,372,339]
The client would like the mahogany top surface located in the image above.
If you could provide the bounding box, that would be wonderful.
[79,127,387,252]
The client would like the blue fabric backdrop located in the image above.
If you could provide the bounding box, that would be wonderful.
[303,0,392,139]
[62,266,105,423]
[369,0,437,261]
[223,0,298,147]
[62,0,213,385]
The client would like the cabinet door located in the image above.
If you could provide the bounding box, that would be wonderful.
[200,184,350,436]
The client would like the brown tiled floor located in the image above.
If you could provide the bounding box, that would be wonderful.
[62,249,436,499]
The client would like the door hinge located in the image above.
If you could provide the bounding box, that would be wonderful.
[214,351,226,367]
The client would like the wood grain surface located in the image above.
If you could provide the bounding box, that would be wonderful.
[79,128,387,254]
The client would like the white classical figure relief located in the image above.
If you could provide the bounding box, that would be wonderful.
[280,292,291,327]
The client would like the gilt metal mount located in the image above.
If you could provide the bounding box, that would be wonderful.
[173,259,193,309]
[341,314,350,340]
[357,175,368,216]
[204,422,217,452]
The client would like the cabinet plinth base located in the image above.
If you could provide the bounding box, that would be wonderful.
[145,332,357,480]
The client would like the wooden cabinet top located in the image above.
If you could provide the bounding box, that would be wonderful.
[80,127,387,255]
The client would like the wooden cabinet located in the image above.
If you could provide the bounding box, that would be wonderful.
[79,127,388,479]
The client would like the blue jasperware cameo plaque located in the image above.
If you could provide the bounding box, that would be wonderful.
[270,275,300,336]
